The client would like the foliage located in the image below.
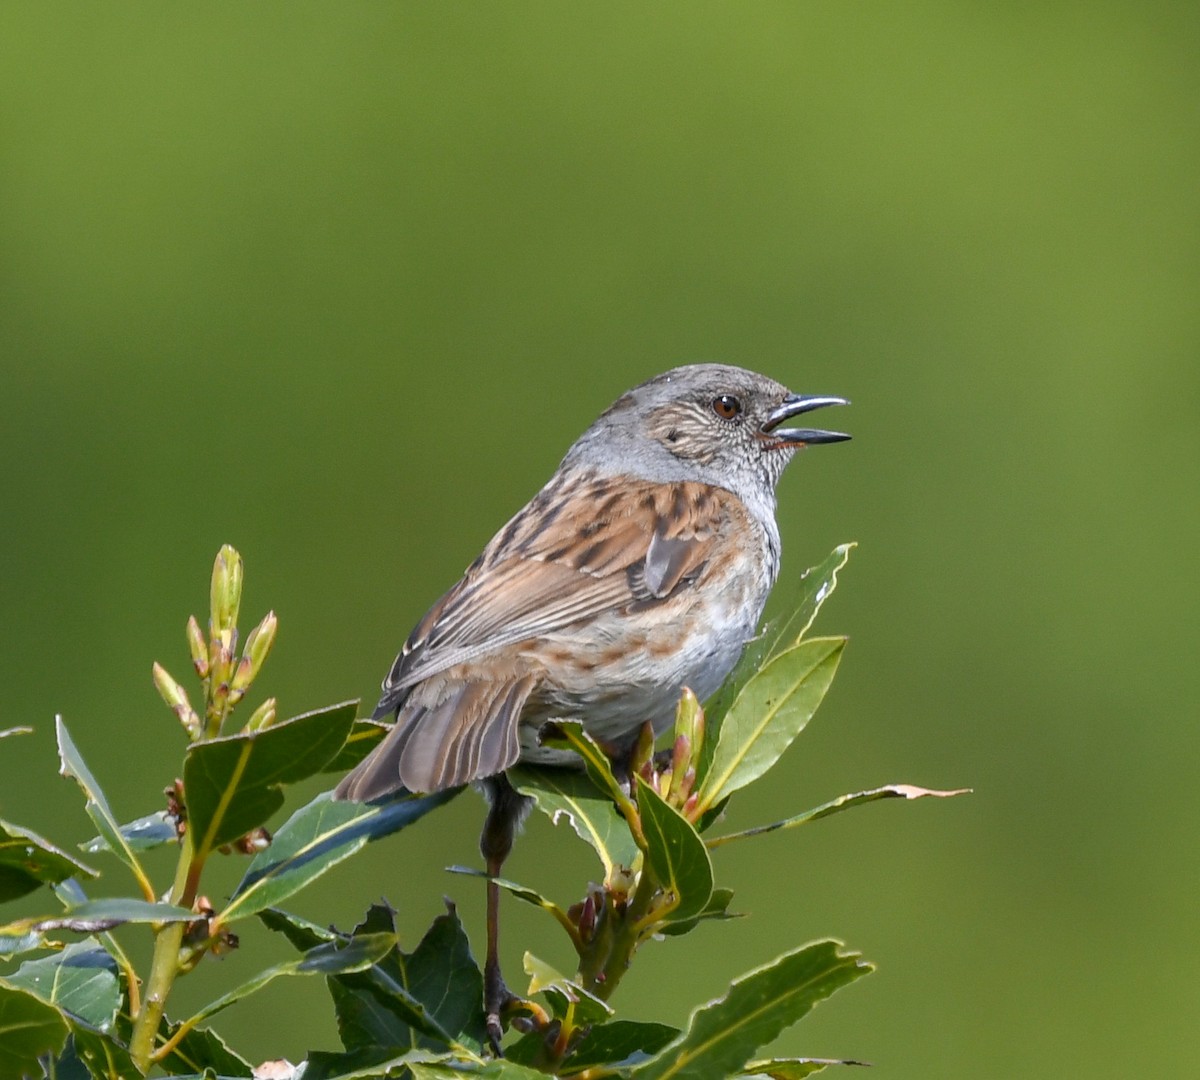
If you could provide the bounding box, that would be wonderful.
[0,543,964,1078]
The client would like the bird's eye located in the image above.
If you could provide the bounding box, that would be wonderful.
[711,394,742,420]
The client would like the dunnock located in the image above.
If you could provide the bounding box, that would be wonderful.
[335,363,849,1047]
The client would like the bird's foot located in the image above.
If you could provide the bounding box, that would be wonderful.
[484,967,551,1056]
[484,963,517,1056]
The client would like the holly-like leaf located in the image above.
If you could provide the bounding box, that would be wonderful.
[58,1023,138,1080]
[632,941,871,1080]
[0,979,70,1075]
[183,700,358,864]
[562,1019,681,1072]
[511,765,641,884]
[222,788,457,924]
[635,777,713,923]
[56,717,152,897]
[330,903,485,1055]
[0,817,98,903]
[6,938,119,1029]
[697,638,845,815]
[707,784,973,848]
[81,812,177,855]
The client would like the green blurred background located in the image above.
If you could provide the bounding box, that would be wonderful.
[2,4,1197,1076]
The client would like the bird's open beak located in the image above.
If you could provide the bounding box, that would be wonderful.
[760,394,851,446]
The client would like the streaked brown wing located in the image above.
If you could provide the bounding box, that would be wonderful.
[376,476,732,708]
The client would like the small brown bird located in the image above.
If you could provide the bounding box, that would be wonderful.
[335,363,849,1047]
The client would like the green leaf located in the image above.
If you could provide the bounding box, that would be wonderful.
[707,784,973,848]
[562,1019,680,1071]
[697,637,845,814]
[59,1024,138,1080]
[6,939,119,1030]
[257,906,339,950]
[632,941,872,1080]
[156,1020,254,1078]
[511,765,641,883]
[1,899,196,943]
[81,812,177,855]
[184,700,358,863]
[739,1057,870,1078]
[0,979,70,1075]
[447,868,577,943]
[222,788,458,924]
[706,545,852,724]
[181,932,396,1030]
[0,818,98,903]
[408,1059,548,1079]
[635,777,713,923]
[322,718,390,773]
[538,722,636,818]
[56,717,151,894]
[522,952,612,1023]
[656,887,738,936]
[330,902,485,1054]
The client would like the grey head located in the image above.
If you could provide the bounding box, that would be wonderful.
[561,363,850,512]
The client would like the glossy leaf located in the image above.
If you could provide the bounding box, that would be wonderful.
[656,887,738,936]
[539,722,636,819]
[56,717,151,893]
[702,545,852,782]
[523,952,612,1023]
[183,932,396,1028]
[636,777,713,923]
[563,1019,681,1072]
[447,867,576,942]
[408,1059,549,1079]
[698,638,845,813]
[511,764,641,883]
[322,718,389,773]
[706,545,852,726]
[330,902,485,1054]
[257,906,339,950]
[0,979,69,1075]
[739,1057,870,1078]
[707,784,973,848]
[184,700,358,862]
[156,1019,254,1077]
[632,941,872,1080]
[60,1024,138,1080]
[6,938,119,1029]
[222,788,457,924]
[81,811,177,855]
[0,817,97,902]
[3,898,196,938]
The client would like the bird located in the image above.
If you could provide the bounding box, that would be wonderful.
[334,363,849,1049]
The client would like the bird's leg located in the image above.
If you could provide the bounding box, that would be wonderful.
[479,774,532,1055]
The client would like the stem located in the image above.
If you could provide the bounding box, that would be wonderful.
[128,833,196,1073]
[579,869,659,1003]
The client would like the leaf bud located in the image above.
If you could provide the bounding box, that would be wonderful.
[245,697,277,731]
[186,615,209,679]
